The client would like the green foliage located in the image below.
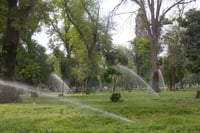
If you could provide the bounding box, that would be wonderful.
[162,25,186,89]
[132,37,150,81]
[0,0,50,80]
[110,93,121,102]
[0,0,7,47]
[133,37,150,56]
[179,9,200,74]
[70,40,87,87]
[20,63,41,80]
[101,67,121,93]
[181,73,200,85]
[60,58,68,78]
[101,67,121,84]
[49,48,65,77]
[104,46,130,66]
[53,57,61,76]
[63,0,109,82]
[46,0,111,90]
[16,43,51,84]
[161,17,174,25]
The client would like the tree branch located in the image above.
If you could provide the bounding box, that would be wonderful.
[161,0,195,20]
[110,0,127,17]
[156,0,162,20]
[113,10,138,16]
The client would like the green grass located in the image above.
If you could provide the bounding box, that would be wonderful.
[0,88,200,133]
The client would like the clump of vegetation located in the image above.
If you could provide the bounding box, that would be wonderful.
[101,67,122,102]
[110,92,121,102]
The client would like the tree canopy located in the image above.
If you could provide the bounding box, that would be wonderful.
[179,9,200,74]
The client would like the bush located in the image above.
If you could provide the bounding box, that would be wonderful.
[110,93,121,102]
[0,85,21,103]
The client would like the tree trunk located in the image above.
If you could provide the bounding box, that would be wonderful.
[1,0,19,80]
[171,66,176,91]
[196,90,200,99]
[113,77,116,93]
[150,38,160,92]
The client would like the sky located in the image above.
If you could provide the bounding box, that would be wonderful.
[100,0,200,46]
[33,0,137,51]
[33,0,200,52]
[100,0,137,46]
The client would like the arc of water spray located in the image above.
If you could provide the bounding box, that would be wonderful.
[158,69,167,91]
[0,79,133,123]
[113,65,159,98]
[58,98,133,123]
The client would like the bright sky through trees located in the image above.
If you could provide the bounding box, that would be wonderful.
[33,0,200,52]
[101,0,137,46]
[33,0,136,51]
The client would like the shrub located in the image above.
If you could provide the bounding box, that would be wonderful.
[110,93,121,102]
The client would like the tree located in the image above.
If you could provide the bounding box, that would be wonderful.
[161,3,187,91]
[101,67,121,93]
[0,0,44,80]
[47,0,75,85]
[162,27,186,90]
[63,0,109,92]
[116,0,195,92]
[101,67,121,102]
[179,9,200,74]
[16,1,51,85]
[68,29,88,92]
[0,0,50,103]
[176,9,200,86]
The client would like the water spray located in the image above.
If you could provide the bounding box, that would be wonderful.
[113,65,159,98]
[0,79,133,123]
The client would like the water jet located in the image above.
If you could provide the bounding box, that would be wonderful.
[0,79,133,123]
[113,65,159,98]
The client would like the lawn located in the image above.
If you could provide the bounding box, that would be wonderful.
[0,88,200,133]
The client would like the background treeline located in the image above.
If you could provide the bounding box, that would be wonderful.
[0,0,199,93]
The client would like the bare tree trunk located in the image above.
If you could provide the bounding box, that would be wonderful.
[0,0,20,102]
[150,38,160,92]
[1,0,19,80]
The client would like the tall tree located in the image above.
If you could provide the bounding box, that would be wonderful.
[163,26,186,90]
[162,3,187,91]
[179,9,200,74]
[63,0,107,91]
[177,9,200,86]
[116,0,195,92]
[47,0,74,84]
[0,0,39,80]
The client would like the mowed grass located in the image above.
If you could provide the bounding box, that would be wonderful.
[0,88,200,133]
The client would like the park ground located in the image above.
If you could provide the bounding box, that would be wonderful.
[0,88,200,133]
